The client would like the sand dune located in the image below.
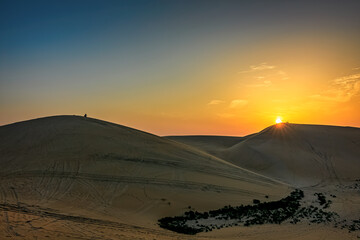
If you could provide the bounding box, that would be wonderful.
[168,123,360,187]
[165,123,360,239]
[166,135,245,156]
[0,116,288,239]
[1,117,359,239]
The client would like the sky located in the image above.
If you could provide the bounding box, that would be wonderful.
[1,0,360,136]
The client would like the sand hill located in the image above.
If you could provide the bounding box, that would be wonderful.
[168,123,360,187]
[166,135,245,156]
[0,117,359,239]
[0,115,288,239]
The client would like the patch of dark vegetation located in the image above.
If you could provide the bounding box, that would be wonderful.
[314,192,332,208]
[348,219,360,232]
[314,193,326,205]
[337,180,360,190]
[338,219,360,233]
[158,190,339,235]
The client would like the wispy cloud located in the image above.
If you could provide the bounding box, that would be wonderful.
[310,73,360,102]
[239,63,276,73]
[333,73,360,84]
[208,99,225,105]
[277,70,289,80]
[250,63,276,71]
[208,99,248,119]
[229,99,248,108]
[239,63,288,85]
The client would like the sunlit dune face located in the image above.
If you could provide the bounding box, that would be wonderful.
[276,117,282,124]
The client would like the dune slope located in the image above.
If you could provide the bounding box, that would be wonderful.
[0,116,288,239]
[166,135,245,156]
[169,123,360,187]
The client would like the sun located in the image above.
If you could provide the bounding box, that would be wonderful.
[275,117,282,124]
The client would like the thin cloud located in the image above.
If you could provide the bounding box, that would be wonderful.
[310,73,360,102]
[208,99,225,105]
[277,70,289,80]
[239,63,276,73]
[333,73,360,84]
[239,63,288,84]
[250,63,276,71]
[229,99,248,108]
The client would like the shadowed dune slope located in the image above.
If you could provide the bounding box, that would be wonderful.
[166,135,245,156]
[0,116,287,229]
[169,124,360,187]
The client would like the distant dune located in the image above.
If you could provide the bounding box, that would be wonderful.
[166,135,245,156]
[168,123,360,187]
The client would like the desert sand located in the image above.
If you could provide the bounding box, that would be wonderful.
[169,123,360,187]
[0,116,359,239]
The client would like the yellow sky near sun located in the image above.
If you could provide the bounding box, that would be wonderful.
[103,57,360,136]
[201,61,360,135]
